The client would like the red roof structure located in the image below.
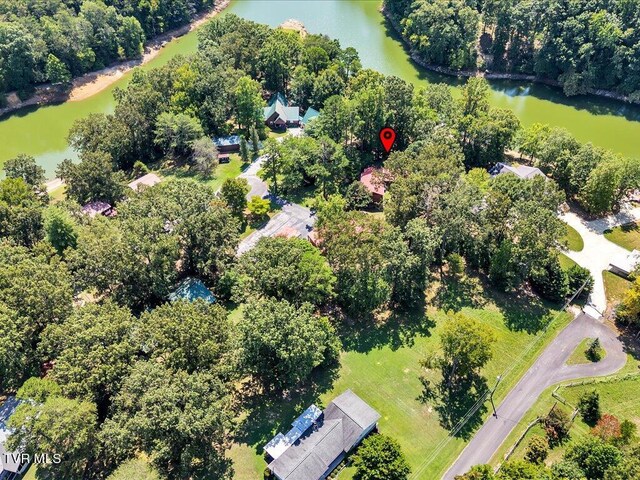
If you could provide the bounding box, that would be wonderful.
[360,167,390,201]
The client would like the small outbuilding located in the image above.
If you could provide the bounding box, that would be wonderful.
[81,201,115,218]
[169,277,216,304]
[609,249,640,278]
[214,135,241,153]
[127,173,162,192]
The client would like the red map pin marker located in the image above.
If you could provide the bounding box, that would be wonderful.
[379,127,396,153]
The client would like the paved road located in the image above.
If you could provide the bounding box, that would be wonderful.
[237,155,316,255]
[561,211,632,316]
[442,313,626,480]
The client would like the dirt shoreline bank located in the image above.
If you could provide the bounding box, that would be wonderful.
[0,0,230,117]
[381,6,640,106]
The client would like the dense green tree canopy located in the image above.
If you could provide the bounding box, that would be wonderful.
[138,300,234,375]
[352,434,411,480]
[316,208,425,316]
[237,298,340,391]
[100,361,233,479]
[0,0,218,95]
[385,0,640,99]
[56,151,126,205]
[0,177,45,246]
[236,237,336,306]
[8,390,98,480]
[39,301,138,408]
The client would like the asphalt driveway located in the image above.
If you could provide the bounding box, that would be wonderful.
[236,155,316,255]
[441,313,626,480]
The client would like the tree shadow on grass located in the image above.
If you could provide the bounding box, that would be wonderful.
[430,271,555,333]
[488,285,556,334]
[418,375,489,440]
[431,273,487,312]
[234,363,340,455]
[615,320,640,367]
[337,303,435,353]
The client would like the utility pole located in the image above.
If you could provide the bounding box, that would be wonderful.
[490,375,502,418]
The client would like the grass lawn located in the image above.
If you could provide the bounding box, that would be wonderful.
[155,154,247,192]
[491,369,640,467]
[602,270,631,305]
[228,275,573,479]
[559,252,579,271]
[48,185,66,203]
[22,466,37,480]
[268,129,289,139]
[566,338,602,365]
[604,221,640,251]
[562,224,584,252]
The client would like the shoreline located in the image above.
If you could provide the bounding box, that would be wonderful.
[0,0,230,117]
[381,6,640,106]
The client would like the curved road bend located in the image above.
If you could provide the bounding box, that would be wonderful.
[442,313,626,480]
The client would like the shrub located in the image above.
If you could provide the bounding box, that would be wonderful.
[543,406,571,446]
[577,390,600,425]
[524,435,548,464]
[352,433,410,480]
[530,257,569,302]
[131,160,149,178]
[591,414,621,442]
[345,181,372,210]
[619,419,637,445]
[446,253,466,276]
[566,265,594,298]
[247,196,270,218]
[586,338,603,362]
[565,437,622,479]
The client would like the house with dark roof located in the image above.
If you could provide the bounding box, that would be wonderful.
[169,277,216,304]
[0,396,28,477]
[489,162,545,180]
[264,390,380,480]
[264,93,300,129]
[213,135,241,153]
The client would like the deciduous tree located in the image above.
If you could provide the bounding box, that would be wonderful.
[352,434,411,480]
[236,237,336,306]
[237,298,340,391]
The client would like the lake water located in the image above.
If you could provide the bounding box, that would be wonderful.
[1,0,639,177]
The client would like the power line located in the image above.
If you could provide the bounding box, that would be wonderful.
[408,281,588,479]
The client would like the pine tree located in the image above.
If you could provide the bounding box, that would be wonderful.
[240,136,250,163]
[250,126,260,158]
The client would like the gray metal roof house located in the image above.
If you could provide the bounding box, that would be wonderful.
[0,396,28,477]
[489,162,546,180]
[265,390,380,480]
